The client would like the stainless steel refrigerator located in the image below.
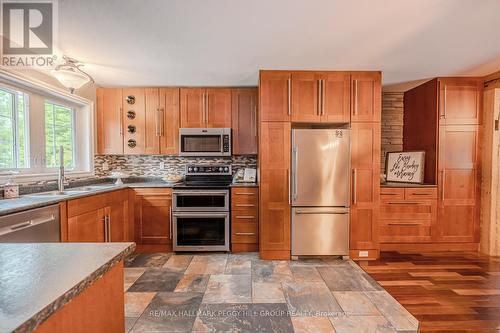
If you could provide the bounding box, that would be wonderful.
[291,128,350,257]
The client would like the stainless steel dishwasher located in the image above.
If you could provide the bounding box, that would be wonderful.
[0,205,60,242]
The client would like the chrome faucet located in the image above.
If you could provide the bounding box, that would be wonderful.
[58,146,65,193]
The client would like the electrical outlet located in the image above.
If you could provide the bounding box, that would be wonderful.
[160,162,165,170]
[102,162,109,171]
[358,250,369,258]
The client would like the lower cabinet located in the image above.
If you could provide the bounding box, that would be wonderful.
[231,187,259,252]
[66,189,130,243]
[134,188,172,247]
[379,187,437,243]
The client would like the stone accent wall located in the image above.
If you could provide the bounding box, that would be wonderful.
[381,92,404,174]
[93,155,257,178]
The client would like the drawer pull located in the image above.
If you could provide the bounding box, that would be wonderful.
[235,216,255,219]
[409,193,432,196]
[381,193,398,196]
[235,204,255,207]
[387,202,420,205]
[235,232,256,236]
[387,223,421,226]
[235,193,255,196]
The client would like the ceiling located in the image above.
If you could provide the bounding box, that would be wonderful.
[55,0,500,91]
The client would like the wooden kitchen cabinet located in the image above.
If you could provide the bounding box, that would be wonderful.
[231,186,259,252]
[134,188,172,248]
[232,88,258,154]
[160,88,180,154]
[259,71,291,122]
[66,190,130,243]
[259,122,291,259]
[144,88,161,154]
[379,187,437,243]
[180,88,231,128]
[439,78,483,125]
[96,88,123,154]
[350,121,380,258]
[291,72,320,122]
[350,72,381,122]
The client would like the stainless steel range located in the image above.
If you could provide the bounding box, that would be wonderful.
[172,164,232,252]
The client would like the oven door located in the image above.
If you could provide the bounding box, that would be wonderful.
[173,190,229,212]
[173,212,229,251]
[179,128,231,157]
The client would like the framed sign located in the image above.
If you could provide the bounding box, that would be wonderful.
[385,151,425,184]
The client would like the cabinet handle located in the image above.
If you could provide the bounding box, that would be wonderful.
[235,192,255,196]
[441,170,445,202]
[321,79,325,116]
[317,79,321,116]
[119,107,123,135]
[292,145,298,201]
[387,202,421,205]
[107,215,111,242]
[202,92,206,124]
[287,78,291,116]
[235,232,256,236]
[287,169,291,204]
[235,216,255,219]
[155,107,161,136]
[387,223,421,226]
[159,107,165,136]
[103,216,108,242]
[169,206,173,240]
[235,204,255,207]
[254,104,258,139]
[352,169,357,204]
[381,193,398,196]
[409,193,431,196]
[205,92,209,124]
[441,85,446,119]
[353,79,358,115]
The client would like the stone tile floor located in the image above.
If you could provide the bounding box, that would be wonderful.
[124,253,419,332]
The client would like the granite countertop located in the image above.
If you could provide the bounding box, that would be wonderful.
[0,181,175,217]
[0,242,135,333]
[381,182,437,188]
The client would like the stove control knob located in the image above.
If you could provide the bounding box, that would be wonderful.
[219,167,223,172]
[193,167,199,172]
[188,167,193,172]
[224,167,229,172]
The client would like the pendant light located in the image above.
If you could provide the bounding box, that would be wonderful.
[52,56,95,93]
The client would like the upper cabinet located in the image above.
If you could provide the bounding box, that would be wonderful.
[96,88,123,154]
[259,71,291,122]
[438,78,483,125]
[97,88,180,155]
[180,88,231,128]
[291,72,320,122]
[350,72,381,122]
[232,88,258,154]
[320,72,351,123]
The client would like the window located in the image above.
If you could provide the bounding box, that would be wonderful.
[0,88,28,169]
[44,101,75,168]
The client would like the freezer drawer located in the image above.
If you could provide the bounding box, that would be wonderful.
[291,207,349,256]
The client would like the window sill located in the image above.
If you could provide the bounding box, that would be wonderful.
[0,171,95,185]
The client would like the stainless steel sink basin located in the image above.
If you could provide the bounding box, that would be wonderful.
[78,184,115,191]
[28,190,89,197]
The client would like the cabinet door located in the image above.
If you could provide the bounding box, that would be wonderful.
[144,88,161,154]
[123,88,146,154]
[68,208,105,242]
[436,125,480,242]
[232,88,258,154]
[206,88,232,128]
[106,200,128,242]
[160,88,180,154]
[259,122,291,259]
[291,72,320,122]
[351,72,381,122]
[180,88,205,128]
[320,72,351,123]
[259,71,291,122]
[136,193,172,244]
[350,122,380,251]
[439,78,483,125]
[96,88,123,154]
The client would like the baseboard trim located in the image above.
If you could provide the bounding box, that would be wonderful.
[380,242,479,252]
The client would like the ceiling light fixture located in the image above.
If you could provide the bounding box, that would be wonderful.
[52,56,95,94]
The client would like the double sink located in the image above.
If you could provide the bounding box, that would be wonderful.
[27,184,118,198]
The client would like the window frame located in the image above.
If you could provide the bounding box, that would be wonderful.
[0,86,30,171]
[43,99,77,171]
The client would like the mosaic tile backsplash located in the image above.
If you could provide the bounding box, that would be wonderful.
[94,155,257,178]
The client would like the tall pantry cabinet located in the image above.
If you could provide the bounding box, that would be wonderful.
[259,70,382,260]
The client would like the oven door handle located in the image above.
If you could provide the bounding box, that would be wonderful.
[173,212,228,218]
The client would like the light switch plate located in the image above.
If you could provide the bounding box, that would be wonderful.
[358,250,369,257]
[160,162,165,170]
[102,162,109,171]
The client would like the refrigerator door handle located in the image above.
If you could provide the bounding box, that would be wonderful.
[292,146,298,202]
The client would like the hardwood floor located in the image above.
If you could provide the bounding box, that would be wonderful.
[361,251,500,332]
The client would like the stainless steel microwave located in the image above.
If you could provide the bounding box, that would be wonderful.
[179,128,231,157]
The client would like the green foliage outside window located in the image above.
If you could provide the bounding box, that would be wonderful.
[45,102,74,168]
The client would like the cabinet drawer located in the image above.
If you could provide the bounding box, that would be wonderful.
[232,223,258,243]
[380,188,404,200]
[232,210,258,224]
[404,187,437,199]
[379,224,432,243]
[231,188,258,211]
[380,201,435,221]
